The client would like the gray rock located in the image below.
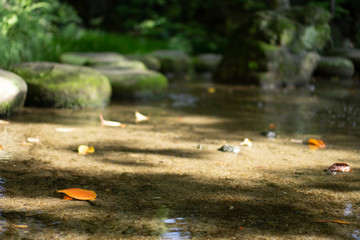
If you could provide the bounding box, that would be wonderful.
[327,48,360,72]
[149,50,193,75]
[9,62,111,108]
[0,69,27,116]
[125,54,161,71]
[60,52,147,70]
[194,54,222,73]
[314,56,354,78]
[96,68,168,99]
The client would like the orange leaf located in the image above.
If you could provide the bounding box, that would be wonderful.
[63,195,73,200]
[331,219,352,224]
[308,138,326,148]
[57,188,97,200]
[313,219,330,223]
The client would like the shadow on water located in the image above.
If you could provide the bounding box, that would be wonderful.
[1,157,360,239]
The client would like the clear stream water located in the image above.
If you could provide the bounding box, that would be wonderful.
[1,77,360,239]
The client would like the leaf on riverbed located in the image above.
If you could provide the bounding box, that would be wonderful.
[313,219,352,224]
[0,145,4,151]
[55,128,76,132]
[78,145,95,155]
[135,111,149,122]
[27,137,40,144]
[57,188,97,200]
[12,224,28,229]
[207,87,216,93]
[307,138,326,148]
[240,138,252,147]
[99,114,121,127]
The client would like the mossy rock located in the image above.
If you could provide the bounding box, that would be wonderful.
[96,68,168,98]
[0,69,27,116]
[327,48,360,71]
[125,54,161,71]
[60,52,146,70]
[60,52,126,66]
[149,50,192,74]
[193,54,222,73]
[9,62,111,108]
[314,56,354,78]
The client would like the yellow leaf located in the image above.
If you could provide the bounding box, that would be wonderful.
[12,224,28,229]
[78,145,95,155]
[207,87,216,93]
[331,219,352,224]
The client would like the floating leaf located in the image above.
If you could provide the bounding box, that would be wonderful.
[99,114,121,127]
[240,138,252,147]
[135,111,149,122]
[78,145,95,155]
[57,188,97,200]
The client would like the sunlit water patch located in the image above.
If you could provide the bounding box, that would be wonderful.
[161,217,191,240]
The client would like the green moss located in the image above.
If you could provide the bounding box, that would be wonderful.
[10,62,111,108]
[318,58,354,69]
[100,69,168,98]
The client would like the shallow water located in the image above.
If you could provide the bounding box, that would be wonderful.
[1,77,360,239]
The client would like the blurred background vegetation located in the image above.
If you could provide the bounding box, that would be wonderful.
[1,0,360,68]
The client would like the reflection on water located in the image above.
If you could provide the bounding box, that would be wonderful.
[352,230,360,240]
[344,203,353,217]
[0,178,7,234]
[161,217,191,240]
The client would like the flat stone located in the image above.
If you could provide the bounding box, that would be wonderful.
[149,50,192,74]
[96,68,168,98]
[0,69,27,116]
[9,62,111,108]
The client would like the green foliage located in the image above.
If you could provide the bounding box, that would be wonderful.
[0,0,81,67]
[53,29,169,56]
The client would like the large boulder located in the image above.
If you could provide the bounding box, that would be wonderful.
[0,69,27,116]
[215,5,331,86]
[193,54,222,73]
[149,50,193,75]
[96,68,168,98]
[326,48,360,73]
[9,62,111,108]
[60,52,147,70]
[313,56,354,79]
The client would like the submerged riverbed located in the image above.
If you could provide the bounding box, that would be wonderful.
[0,77,360,239]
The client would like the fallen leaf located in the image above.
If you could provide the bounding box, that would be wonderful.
[0,120,10,125]
[207,87,216,93]
[327,163,352,173]
[0,145,4,151]
[78,145,95,155]
[27,137,40,144]
[135,111,149,122]
[57,188,97,200]
[331,219,352,224]
[63,195,73,200]
[55,128,76,132]
[99,114,121,127]
[308,138,326,148]
[12,224,28,229]
[240,138,252,147]
[313,219,352,224]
